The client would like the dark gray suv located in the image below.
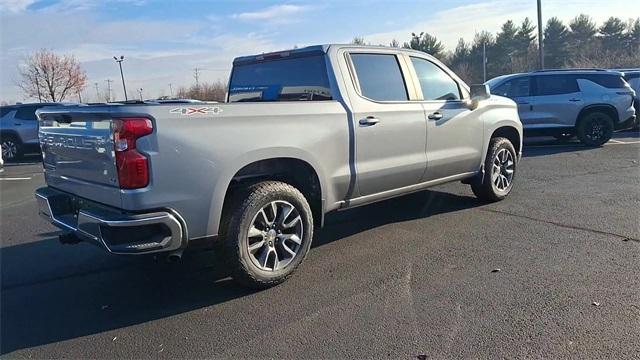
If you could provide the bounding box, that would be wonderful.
[487,69,636,146]
[0,103,62,161]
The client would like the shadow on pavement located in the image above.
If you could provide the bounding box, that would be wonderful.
[0,189,481,354]
[2,154,42,166]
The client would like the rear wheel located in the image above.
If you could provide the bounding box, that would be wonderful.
[576,111,614,147]
[471,137,517,202]
[221,181,313,289]
[1,135,22,161]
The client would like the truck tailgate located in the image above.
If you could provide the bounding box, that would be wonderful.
[38,110,122,208]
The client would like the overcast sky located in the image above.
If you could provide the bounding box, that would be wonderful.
[0,0,635,103]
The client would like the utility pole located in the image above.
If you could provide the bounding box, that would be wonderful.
[94,82,100,101]
[482,42,487,82]
[105,79,113,102]
[193,68,201,98]
[168,83,173,97]
[77,91,82,103]
[537,0,544,69]
[193,68,201,88]
[138,88,143,101]
[113,56,128,101]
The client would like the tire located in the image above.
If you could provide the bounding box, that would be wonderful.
[576,111,614,147]
[1,134,22,161]
[221,181,313,289]
[471,137,517,202]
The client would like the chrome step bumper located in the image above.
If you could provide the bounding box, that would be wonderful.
[35,187,185,255]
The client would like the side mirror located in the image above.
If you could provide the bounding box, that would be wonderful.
[470,84,490,101]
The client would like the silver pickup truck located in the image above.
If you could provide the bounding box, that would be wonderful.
[36,44,523,288]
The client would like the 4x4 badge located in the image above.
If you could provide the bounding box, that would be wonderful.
[169,106,223,116]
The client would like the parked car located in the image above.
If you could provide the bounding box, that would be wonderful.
[487,69,636,146]
[35,44,522,288]
[618,69,640,130]
[0,103,64,161]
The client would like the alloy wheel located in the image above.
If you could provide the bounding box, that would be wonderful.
[1,140,17,160]
[246,200,303,272]
[491,148,514,191]
[585,116,606,142]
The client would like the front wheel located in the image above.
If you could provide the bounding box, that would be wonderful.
[1,135,22,161]
[576,111,613,147]
[471,137,517,202]
[221,181,313,289]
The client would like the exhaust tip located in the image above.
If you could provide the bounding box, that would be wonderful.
[167,251,183,263]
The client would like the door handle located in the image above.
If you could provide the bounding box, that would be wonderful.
[14,122,22,126]
[517,101,529,105]
[427,112,443,120]
[359,116,380,126]
[569,98,582,102]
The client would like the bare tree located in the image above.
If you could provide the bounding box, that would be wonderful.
[176,80,227,101]
[18,49,87,102]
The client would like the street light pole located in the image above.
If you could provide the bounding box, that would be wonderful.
[482,42,487,82]
[168,83,173,97]
[537,0,544,69]
[113,56,128,101]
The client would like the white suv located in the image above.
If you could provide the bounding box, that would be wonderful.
[487,69,636,146]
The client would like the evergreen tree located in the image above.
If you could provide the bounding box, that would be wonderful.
[629,18,640,51]
[469,31,495,83]
[450,38,470,68]
[544,17,570,68]
[493,20,519,74]
[403,32,446,59]
[570,14,597,44]
[513,18,537,71]
[599,17,626,52]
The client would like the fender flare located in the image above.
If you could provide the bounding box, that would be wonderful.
[205,147,329,236]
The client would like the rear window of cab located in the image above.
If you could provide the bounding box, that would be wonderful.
[228,54,332,102]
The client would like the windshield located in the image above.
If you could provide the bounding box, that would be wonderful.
[228,54,332,102]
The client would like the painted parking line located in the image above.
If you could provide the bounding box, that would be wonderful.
[0,177,33,181]
[607,140,640,145]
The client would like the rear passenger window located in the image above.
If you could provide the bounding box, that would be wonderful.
[350,53,408,101]
[15,105,39,121]
[533,75,579,96]
[493,77,530,98]
[0,106,14,117]
[578,74,627,89]
[410,57,461,101]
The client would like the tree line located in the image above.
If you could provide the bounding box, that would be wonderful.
[355,14,640,84]
[13,14,639,103]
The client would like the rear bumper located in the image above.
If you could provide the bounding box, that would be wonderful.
[36,187,185,255]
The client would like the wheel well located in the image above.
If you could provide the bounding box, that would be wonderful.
[491,126,521,154]
[0,130,21,142]
[577,104,619,125]
[224,158,323,227]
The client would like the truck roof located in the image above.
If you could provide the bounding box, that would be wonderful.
[232,44,437,65]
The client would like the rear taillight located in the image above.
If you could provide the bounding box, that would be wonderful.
[112,118,153,189]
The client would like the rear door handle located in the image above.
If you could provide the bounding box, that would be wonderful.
[569,98,582,102]
[359,116,380,126]
[428,112,443,120]
[517,101,529,105]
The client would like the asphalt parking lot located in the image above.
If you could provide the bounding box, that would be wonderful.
[1,132,639,359]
